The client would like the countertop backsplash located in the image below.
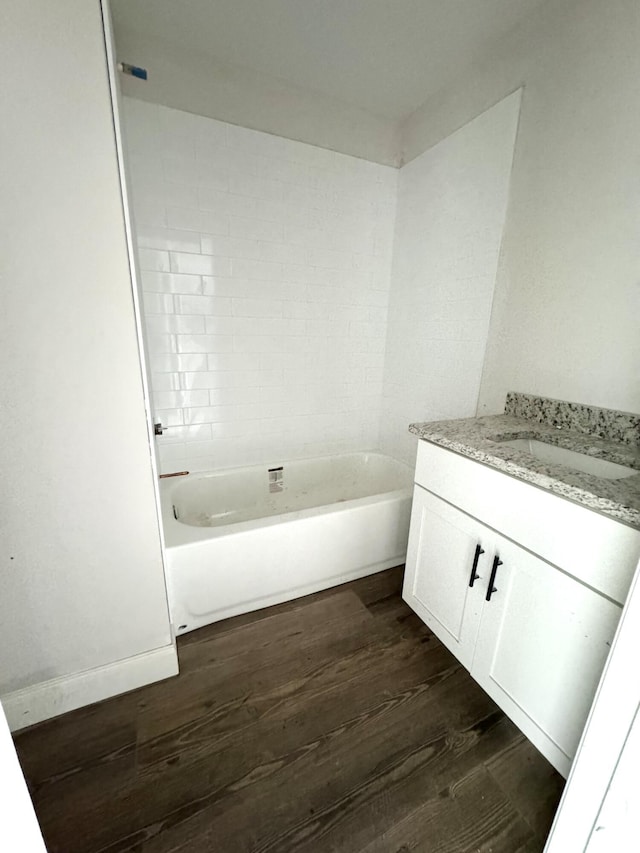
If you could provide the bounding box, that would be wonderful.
[409,392,640,529]
[504,392,640,447]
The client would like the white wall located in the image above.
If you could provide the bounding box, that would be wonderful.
[120,0,640,479]
[380,94,521,465]
[123,99,397,474]
[545,558,640,852]
[114,28,400,167]
[402,0,640,416]
[0,703,46,851]
[0,1,175,728]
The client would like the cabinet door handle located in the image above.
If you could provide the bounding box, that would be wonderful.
[468,544,485,587]
[486,555,503,601]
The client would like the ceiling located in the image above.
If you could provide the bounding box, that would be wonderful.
[111,0,550,121]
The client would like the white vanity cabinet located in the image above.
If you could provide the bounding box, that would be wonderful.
[471,530,621,773]
[404,487,486,670]
[404,441,640,777]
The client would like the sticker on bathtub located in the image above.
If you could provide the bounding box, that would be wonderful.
[268,466,284,493]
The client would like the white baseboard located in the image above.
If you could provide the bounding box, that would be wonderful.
[2,644,179,732]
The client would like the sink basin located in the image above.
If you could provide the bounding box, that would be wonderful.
[495,438,638,480]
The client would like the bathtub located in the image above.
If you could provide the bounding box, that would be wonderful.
[159,452,413,635]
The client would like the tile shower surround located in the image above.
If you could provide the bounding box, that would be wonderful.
[124,98,397,473]
[379,92,521,466]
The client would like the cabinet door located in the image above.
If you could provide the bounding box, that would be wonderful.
[403,486,490,670]
[471,537,622,776]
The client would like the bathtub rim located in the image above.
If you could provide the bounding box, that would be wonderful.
[159,451,412,549]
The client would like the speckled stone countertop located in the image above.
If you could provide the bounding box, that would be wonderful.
[409,395,640,529]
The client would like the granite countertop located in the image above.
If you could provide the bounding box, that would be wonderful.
[409,398,640,529]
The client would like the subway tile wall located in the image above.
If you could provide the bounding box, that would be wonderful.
[380,93,521,466]
[123,98,397,473]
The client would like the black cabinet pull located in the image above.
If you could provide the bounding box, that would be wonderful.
[468,544,485,587]
[486,555,503,601]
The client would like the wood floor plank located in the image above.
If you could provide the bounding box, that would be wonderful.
[23,748,139,853]
[178,589,371,671]
[485,733,565,841]
[14,689,138,792]
[228,710,524,853]
[137,591,374,741]
[13,568,563,853]
[136,626,450,779]
[356,764,536,853]
[133,664,463,850]
[140,673,503,852]
[346,565,406,611]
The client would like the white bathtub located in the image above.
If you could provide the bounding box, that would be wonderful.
[160,452,413,635]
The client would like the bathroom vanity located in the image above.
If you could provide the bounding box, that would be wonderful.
[404,394,640,776]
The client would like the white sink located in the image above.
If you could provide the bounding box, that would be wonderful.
[496,438,638,480]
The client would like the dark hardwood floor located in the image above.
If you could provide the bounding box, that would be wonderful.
[14,567,564,853]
